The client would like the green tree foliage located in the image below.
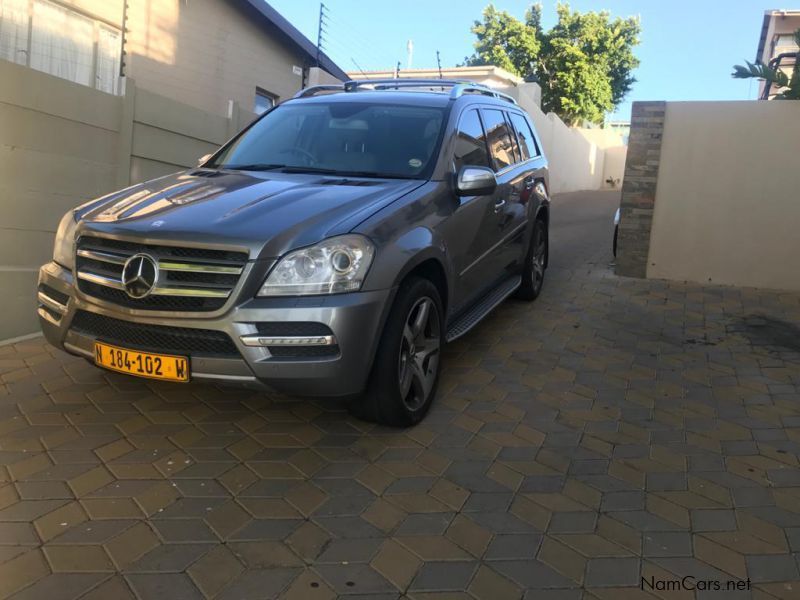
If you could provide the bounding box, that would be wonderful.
[732,28,800,100]
[464,3,641,126]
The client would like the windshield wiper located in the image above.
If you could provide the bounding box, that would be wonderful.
[333,170,412,180]
[216,163,288,171]
[217,164,341,175]
[278,166,341,175]
[216,164,412,179]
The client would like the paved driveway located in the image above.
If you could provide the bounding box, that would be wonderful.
[2,191,800,599]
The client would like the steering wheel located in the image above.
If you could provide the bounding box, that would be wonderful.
[279,147,318,167]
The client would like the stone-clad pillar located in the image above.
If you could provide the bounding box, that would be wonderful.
[615,101,666,278]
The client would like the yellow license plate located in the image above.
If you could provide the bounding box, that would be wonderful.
[94,342,189,382]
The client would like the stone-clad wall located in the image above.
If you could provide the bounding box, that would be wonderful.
[615,102,665,278]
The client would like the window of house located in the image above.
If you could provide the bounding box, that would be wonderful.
[254,88,277,115]
[453,109,490,171]
[507,112,539,161]
[774,33,799,52]
[0,0,29,65]
[96,25,121,94]
[31,0,94,87]
[0,0,122,94]
[480,108,516,171]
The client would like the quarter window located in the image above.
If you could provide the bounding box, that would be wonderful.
[508,112,538,161]
[480,108,516,171]
[453,109,490,171]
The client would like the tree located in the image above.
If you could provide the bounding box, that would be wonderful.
[732,28,800,100]
[464,3,641,126]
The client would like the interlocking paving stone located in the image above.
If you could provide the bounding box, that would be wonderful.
[408,560,478,592]
[125,573,203,600]
[642,531,693,557]
[3,191,800,596]
[690,509,738,532]
[585,557,641,587]
[6,573,108,600]
[746,554,800,582]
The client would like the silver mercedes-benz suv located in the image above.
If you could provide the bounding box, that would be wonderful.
[37,79,550,426]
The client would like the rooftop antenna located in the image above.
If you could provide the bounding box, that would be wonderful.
[316,2,328,68]
[407,39,413,69]
[436,50,443,79]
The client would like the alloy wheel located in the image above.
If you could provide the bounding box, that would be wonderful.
[397,296,441,411]
[532,223,547,293]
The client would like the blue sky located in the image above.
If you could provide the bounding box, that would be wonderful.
[269,0,772,120]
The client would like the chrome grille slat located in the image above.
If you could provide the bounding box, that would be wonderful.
[150,286,230,298]
[76,248,127,265]
[159,261,242,275]
[37,291,67,315]
[77,270,125,290]
[75,236,247,311]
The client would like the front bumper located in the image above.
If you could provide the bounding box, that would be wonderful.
[38,261,392,396]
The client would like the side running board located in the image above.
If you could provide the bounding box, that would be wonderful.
[445,275,521,342]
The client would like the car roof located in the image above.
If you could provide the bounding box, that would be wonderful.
[284,78,518,108]
[285,90,451,108]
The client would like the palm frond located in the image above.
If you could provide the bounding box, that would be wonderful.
[731,60,790,88]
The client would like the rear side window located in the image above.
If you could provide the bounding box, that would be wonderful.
[508,112,538,161]
[503,112,521,163]
[453,109,490,170]
[480,109,516,171]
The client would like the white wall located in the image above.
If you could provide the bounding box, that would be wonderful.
[647,100,800,290]
[347,71,628,195]
[511,84,627,194]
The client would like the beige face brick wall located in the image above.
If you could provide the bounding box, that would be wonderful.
[0,60,123,340]
[0,59,256,341]
[646,100,800,291]
[125,0,308,116]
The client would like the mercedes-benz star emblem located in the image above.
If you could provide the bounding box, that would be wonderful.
[121,254,158,299]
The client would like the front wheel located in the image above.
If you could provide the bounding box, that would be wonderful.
[515,218,547,301]
[349,277,444,427]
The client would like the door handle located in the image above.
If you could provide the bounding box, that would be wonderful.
[493,199,506,212]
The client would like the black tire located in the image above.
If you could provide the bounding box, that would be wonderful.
[515,217,547,301]
[349,277,444,427]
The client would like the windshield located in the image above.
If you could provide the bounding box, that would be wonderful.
[209,101,447,179]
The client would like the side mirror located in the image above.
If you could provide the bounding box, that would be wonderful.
[197,153,212,167]
[455,166,497,197]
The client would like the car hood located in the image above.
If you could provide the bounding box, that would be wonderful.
[76,169,425,259]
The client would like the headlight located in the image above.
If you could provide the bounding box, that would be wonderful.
[53,210,78,269]
[258,234,375,296]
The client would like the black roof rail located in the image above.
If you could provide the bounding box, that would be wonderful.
[292,84,345,99]
[292,78,517,104]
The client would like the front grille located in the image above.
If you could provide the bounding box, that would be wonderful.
[75,236,248,312]
[39,283,69,306]
[40,305,63,322]
[70,310,239,357]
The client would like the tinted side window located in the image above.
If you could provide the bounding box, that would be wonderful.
[503,112,521,163]
[508,112,537,161]
[453,109,490,170]
[480,109,516,171]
